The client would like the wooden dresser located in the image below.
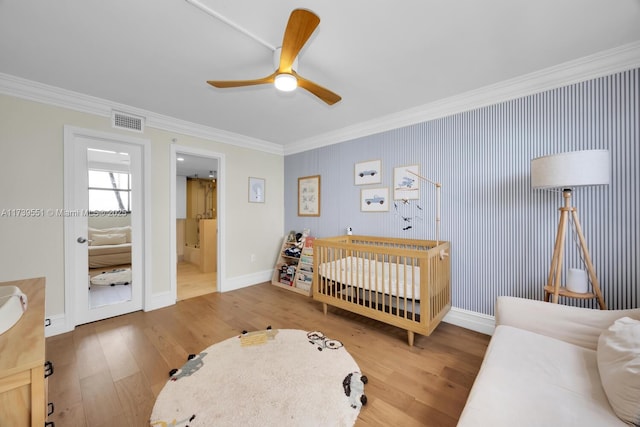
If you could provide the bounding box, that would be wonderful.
[0,277,46,426]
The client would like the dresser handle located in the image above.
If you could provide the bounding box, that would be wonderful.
[44,360,54,378]
[45,318,51,327]
[45,422,55,427]
[47,402,55,416]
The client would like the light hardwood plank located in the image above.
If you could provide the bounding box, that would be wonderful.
[177,261,216,301]
[96,326,140,382]
[48,401,86,427]
[80,370,124,426]
[114,372,156,426]
[73,324,110,381]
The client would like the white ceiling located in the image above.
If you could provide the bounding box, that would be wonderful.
[176,153,218,178]
[1,1,640,152]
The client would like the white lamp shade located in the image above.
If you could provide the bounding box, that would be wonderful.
[531,149,610,189]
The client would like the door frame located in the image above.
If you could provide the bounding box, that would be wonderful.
[170,144,225,298]
[63,125,152,331]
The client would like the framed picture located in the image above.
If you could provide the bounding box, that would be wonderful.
[394,165,420,200]
[248,177,265,203]
[354,159,382,185]
[361,187,389,212]
[298,175,320,216]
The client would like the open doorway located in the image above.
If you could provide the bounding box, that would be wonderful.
[170,145,225,301]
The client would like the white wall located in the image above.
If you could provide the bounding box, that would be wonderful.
[0,94,284,319]
[176,175,187,219]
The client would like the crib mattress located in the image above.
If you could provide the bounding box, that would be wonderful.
[318,256,421,300]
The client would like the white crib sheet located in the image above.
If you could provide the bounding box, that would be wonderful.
[318,256,421,300]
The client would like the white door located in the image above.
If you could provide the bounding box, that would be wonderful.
[64,128,146,326]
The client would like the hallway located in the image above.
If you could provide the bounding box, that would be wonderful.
[176,261,216,301]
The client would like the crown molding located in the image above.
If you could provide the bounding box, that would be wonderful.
[0,73,112,117]
[284,41,640,155]
[145,110,283,155]
[0,72,284,155]
[3,40,639,157]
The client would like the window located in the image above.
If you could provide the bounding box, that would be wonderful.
[89,170,131,212]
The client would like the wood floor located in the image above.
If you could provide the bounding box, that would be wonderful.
[46,282,490,427]
[176,261,216,301]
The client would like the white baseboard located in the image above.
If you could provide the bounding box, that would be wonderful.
[44,290,176,337]
[44,313,72,338]
[221,269,273,292]
[443,306,496,336]
[145,291,175,312]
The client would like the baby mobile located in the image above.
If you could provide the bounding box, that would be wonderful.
[393,165,442,246]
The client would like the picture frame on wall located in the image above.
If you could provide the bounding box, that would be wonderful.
[298,175,321,216]
[354,159,382,185]
[361,187,389,212]
[248,177,265,203]
[394,164,420,200]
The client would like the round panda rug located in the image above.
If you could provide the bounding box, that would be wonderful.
[90,268,131,286]
[150,329,367,427]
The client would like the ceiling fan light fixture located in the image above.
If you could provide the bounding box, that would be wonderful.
[206,10,341,105]
[274,73,297,92]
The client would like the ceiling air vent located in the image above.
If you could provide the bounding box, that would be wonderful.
[111,110,145,133]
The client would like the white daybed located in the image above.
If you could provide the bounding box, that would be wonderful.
[458,296,640,426]
[88,226,131,268]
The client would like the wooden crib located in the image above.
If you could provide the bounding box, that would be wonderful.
[313,235,451,346]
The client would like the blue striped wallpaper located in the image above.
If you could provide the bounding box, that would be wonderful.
[285,68,639,315]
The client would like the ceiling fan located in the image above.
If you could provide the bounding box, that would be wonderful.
[207,9,341,105]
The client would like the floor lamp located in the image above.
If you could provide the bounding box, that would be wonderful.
[531,149,610,310]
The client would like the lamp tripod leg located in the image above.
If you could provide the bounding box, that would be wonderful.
[547,209,568,303]
[570,210,607,310]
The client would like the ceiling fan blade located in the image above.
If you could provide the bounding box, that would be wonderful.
[207,73,276,88]
[293,71,341,105]
[279,9,320,73]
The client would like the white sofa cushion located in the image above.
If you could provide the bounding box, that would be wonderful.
[89,226,131,243]
[496,296,640,351]
[597,317,640,425]
[91,233,127,246]
[458,325,624,427]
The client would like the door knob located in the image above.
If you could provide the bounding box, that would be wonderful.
[77,237,88,244]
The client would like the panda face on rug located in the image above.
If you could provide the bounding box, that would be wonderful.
[307,330,344,351]
[343,372,368,409]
